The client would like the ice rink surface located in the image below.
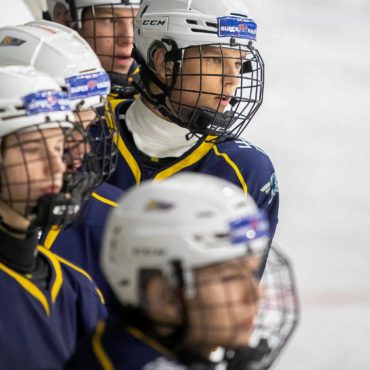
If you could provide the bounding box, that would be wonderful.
[1,0,370,368]
[246,1,370,368]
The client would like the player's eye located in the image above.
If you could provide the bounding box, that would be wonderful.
[23,145,40,154]
[207,56,223,64]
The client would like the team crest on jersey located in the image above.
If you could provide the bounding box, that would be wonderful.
[260,173,279,205]
[0,35,26,46]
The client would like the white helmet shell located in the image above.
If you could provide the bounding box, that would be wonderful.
[135,0,257,65]
[0,65,74,137]
[47,0,142,22]
[101,172,270,306]
[0,20,110,110]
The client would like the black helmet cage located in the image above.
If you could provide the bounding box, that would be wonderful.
[65,1,140,96]
[132,246,298,369]
[73,101,119,190]
[132,256,262,365]
[135,38,264,143]
[0,120,90,230]
[236,246,300,370]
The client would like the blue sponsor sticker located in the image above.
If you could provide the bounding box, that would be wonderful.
[23,91,71,116]
[229,211,269,245]
[0,35,26,46]
[65,71,110,100]
[217,16,257,41]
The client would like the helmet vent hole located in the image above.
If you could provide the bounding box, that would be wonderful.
[191,28,217,35]
[205,22,217,29]
[186,19,198,25]
[230,12,248,18]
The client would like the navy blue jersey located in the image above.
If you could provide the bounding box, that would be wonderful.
[0,246,106,370]
[66,315,215,370]
[40,182,123,309]
[108,100,279,239]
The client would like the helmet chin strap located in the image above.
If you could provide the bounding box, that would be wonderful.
[108,61,141,99]
[28,193,81,231]
[225,339,271,370]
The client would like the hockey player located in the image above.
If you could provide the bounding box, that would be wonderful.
[0,21,125,304]
[0,65,106,369]
[65,173,299,370]
[106,0,278,267]
[46,0,142,99]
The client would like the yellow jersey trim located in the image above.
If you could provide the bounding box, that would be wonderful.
[53,254,105,305]
[38,247,63,304]
[127,326,174,358]
[114,131,141,185]
[43,225,61,250]
[154,136,216,181]
[92,320,115,370]
[212,145,249,194]
[0,261,50,316]
[91,192,118,208]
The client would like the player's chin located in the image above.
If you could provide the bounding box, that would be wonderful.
[112,60,133,75]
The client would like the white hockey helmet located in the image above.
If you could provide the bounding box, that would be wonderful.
[101,172,270,307]
[135,0,257,64]
[0,20,110,111]
[0,65,73,137]
[133,0,264,142]
[47,0,142,25]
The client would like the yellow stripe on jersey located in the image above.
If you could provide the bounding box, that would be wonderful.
[53,254,105,305]
[212,145,249,194]
[0,262,50,316]
[114,131,141,185]
[38,247,63,304]
[43,225,62,250]
[154,136,216,181]
[108,98,125,111]
[127,326,174,358]
[91,192,118,208]
[107,99,142,183]
[92,320,115,370]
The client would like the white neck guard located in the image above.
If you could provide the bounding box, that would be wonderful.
[125,98,198,158]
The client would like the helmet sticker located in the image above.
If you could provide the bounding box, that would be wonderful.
[23,91,71,115]
[141,17,169,31]
[217,16,257,41]
[229,211,269,244]
[0,35,26,46]
[65,71,110,100]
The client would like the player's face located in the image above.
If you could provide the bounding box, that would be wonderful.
[185,257,261,350]
[0,127,67,216]
[170,46,245,113]
[79,7,138,75]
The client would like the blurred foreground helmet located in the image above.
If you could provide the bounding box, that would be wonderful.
[133,0,264,142]
[102,173,298,369]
